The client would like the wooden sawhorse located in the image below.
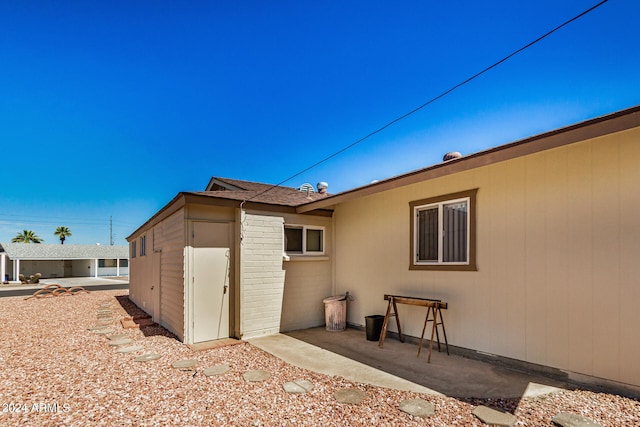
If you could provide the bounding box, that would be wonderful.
[378,295,449,363]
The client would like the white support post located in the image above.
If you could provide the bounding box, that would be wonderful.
[15,259,20,281]
[116,259,120,277]
[94,259,99,278]
[1,253,6,282]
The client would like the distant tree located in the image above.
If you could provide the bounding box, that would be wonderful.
[54,226,72,245]
[11,230,43,243]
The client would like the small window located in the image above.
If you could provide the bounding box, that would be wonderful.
[131,241,137,259]
[284,225,324,255]
[120,259,129,267]
[410,189,477,271]
[99,259,117,268]
[140,235,146,257]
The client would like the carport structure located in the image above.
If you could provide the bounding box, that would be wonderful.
[0,243,129,281]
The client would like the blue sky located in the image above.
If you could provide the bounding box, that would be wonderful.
[1,1,638,245]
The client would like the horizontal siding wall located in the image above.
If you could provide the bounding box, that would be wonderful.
[154,209,186,341]
[128,237,152,315]
[240,211,287,339]
[334,127,640,388]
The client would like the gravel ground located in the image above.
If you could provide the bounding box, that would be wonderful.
[0,290,638,426]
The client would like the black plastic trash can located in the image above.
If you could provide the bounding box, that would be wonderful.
[365,315,385,341]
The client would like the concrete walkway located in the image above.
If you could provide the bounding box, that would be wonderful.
[249,333,438,395]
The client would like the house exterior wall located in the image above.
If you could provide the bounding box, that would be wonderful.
[240,211,287,339]
[280,213,333,332]
[153,209,186,341]
[184,204,236,343]
[130,208,186,341]
[17,260,64,278]
[332,127,640,388]
[239,209,333,339]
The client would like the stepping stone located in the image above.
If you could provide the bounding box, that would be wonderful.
[134,353,162,362]
[472,406,517,427]
[116,345,144,354]
[552,412,604,427]
[334,388,367,404]
[172,359,198,370]
[108,338,133,346]
[203,364,231,377]
[243,370,270,382]
[87,325,111,331]
[97,314,114,319]
[283,380,314,394]
[107,334,128,340]
[399,398,435,418]
[95,329,115,335]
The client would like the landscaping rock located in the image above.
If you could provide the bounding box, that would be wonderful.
[334,388,367,404]
[116,345,144,354]
[134,353,162,362]
[283,380,314,394]
[172,359,198,370]
[472,405,517,427]
[94,329,114,335]
[108,338,133,346]
[106,334,128,340]
[552,412,604,427]
[243,370,270,382]
[399,398,435,418]
[203,364,231,377]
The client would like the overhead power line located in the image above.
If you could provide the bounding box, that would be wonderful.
[243,0,608,203]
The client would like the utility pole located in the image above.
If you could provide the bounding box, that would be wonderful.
[110,216,114,246]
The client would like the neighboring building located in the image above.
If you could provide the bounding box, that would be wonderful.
[128,105,640,392]
[0,243,129,281]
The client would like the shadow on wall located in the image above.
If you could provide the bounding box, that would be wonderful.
[115,295,178,339]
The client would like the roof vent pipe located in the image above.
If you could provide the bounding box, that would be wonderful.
[443,151,462,161]
[317,182,328,194]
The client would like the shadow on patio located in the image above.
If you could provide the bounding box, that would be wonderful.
[285,326,575,401]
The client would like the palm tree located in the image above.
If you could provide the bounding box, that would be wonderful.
[11,230,43,243]
[54,226,72,244]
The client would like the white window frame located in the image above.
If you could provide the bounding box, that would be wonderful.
[413,197,470,266]
[284,224,325,256]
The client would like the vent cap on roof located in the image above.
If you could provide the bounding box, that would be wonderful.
[317,182,328,194]
[298,183,315,193]
[443,151,462,161]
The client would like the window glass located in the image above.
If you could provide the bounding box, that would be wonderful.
[99,259,117,268]
[417,207,438,262]
[442,201,468,263]
[120,259,129,267]
[306,229,323,252]
[284,227,303,252]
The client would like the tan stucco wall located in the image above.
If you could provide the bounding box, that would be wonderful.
[280,213,333,332]
[333,127,640,387]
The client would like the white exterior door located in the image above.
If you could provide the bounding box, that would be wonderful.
[191,222,231,343]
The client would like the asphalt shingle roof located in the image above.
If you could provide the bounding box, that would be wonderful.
[193,177,331,207]
[0,243,128,260]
